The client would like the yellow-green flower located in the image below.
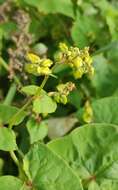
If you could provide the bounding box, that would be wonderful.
[73,69,83,79]
[83,101,93,123]
[73,57,83,68]
[26,53,41,64]
[59,42,68,52]
[55,43,94,79]
[42,59,53,67]
[37,67,52,75]
[51,82,75,105]
[25,53,53,76]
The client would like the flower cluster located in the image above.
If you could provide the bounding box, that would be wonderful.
[49,82,75,104]
[55,43,94,79]
[25,53,53,76]
[82,101,93,123]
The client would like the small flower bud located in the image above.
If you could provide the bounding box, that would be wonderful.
[59,42,68,52]
[39,67,52,75]
[25,64,37,74]
[54,93,60,103]
[89,67,95,76]
[83,101,93,123]
[60,95,67,104]
[73,57,83,68]
[73,69,83,79]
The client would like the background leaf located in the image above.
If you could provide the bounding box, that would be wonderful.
[23,0,74,18]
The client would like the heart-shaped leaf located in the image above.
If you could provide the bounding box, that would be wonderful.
[33,94,57,114]
[21,85,39,96]
[23,143,83,190]
[48,123,118,190]
[26,118,48,144]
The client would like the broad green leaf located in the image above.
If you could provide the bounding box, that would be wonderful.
[24,0,74,18]
[0,176,27,190]
[21,85,39,96]
[0,127,17,151]
[23,143,83,190]
[33,94,57,114]
[76,97,118,125]
[92,54,118,97]
[26,118,48,144]
[88,181,99,190]
[92,97,118,125]
[48,124,118,189]
[0,104,26,125]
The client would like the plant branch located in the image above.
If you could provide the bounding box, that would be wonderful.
[10,151,19,167]
[9,75,49,129]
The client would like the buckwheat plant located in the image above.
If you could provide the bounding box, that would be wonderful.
[0,42,94,190]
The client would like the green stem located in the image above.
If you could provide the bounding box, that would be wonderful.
[10,151,28,181]
[4,83,16,105]
[36,75,48,96]
[9,97,32,129]
[0,57,22,87]
[10,151,19,167]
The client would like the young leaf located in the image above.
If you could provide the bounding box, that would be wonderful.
[0,127,17,151]
[0,104,27,125]
[0,104,18,124]
[23,143,83,190]
[48,123,118,189]
[26,118,48,144]
[33,94,57,114]
[21,85,39,96]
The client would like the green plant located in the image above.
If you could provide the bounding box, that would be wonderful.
[0,0,118,189]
